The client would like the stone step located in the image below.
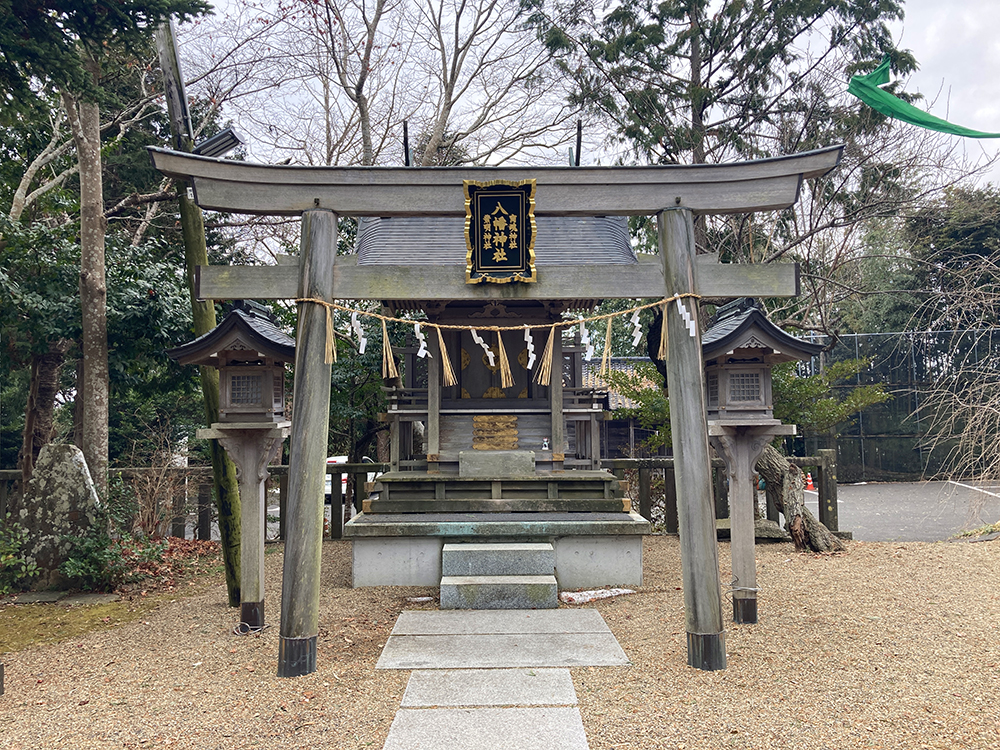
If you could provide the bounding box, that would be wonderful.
[442,542,555,577]
[440,575,558,610]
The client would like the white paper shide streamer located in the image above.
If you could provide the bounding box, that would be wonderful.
[351,311,367,354]
[415,323,430,359]
[630,309,642,348]
[470,328,495,367]
[675,297,697,338]
[523,326,536,369]
[580,319,594,361]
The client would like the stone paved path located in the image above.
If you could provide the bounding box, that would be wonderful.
[376,610,627,749]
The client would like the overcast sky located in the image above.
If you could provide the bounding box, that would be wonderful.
[890,0,1000,183]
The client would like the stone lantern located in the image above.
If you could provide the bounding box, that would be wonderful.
[168,300,294,630]
[702,298,822,624]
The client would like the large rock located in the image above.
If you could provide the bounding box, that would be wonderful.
[18,444,100,588]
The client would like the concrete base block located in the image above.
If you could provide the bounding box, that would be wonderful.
[352,537,443,587]
[440,575,558,610]
[553,536,643,589]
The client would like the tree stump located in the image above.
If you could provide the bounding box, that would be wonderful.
[757,444,844,553]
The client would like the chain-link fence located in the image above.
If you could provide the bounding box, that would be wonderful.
[790,330,999,482]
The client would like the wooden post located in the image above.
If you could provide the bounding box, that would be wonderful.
[817,448,839,532]
[278,210,337,678]
[550,331,564,470]
[764,483,780,524]
[664,466,679,534]
[638,467,652,521]
[171,476,187,538]
[659,207,726,671]
[278,473,288,541]
[709,429,774,624]
[0,477,9,522]
[427,329,441,473]
[713,467,728,519]
[197,481,212,541]
[328,472,344,539]
[208,426,288,629]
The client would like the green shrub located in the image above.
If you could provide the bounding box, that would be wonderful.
[0,514,39,595]
[59,477,168,592]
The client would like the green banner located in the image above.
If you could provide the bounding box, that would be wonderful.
[848,56,1000,139]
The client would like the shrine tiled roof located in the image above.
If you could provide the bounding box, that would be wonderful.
[355,216,636,266]
[581,357,658,410]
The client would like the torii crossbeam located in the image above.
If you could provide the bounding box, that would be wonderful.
[150,144,843,675]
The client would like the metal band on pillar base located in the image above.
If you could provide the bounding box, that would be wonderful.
[687,631,726,671]
[277,635,316,678]
[241,601,264,630]
[733,596,758,625]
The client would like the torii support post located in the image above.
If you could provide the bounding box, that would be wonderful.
[658,208,726,671]
[278,210,337,678]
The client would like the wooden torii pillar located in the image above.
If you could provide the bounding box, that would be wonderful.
[150,145,842,675]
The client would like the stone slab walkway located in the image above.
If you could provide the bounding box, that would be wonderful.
[400,668,577,708]
[377,609,627,749]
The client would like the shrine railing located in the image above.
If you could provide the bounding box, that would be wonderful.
[0,463,389,543]
[601,451,840,533]
[564,387,610,412]
[385,387,429,412]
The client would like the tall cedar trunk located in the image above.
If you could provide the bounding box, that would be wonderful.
[63,84,109,496]
[756,444,844,553]
[185,209,242,606]
[687,3,708,253]
[17,339,70,489]
[156,23,242,606]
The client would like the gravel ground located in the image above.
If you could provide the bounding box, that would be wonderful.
[1,536,997,750]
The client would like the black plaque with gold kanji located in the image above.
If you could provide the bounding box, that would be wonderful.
[464,179,536,284]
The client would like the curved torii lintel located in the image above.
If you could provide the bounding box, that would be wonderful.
[148,145,843,217]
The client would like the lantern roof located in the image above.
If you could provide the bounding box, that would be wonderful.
[167,300,295,367]
[702,298,823,364]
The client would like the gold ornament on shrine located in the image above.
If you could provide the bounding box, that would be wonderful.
[464,179,537,284]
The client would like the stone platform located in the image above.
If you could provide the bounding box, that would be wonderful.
[344,511,649,589]
[367,470,624,514]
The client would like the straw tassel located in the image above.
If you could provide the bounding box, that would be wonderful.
[600,316,614,379]
[534,325,557,386]
[436,327,458,387]
[381,319,398,379]
[494,330,514,389]
[325,305,337,364]
[658,300,669,361]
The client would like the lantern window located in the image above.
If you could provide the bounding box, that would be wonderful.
[729,372,761,402]
[231,374,264,405]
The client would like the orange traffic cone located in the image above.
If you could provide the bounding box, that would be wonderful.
[805,472,815,491]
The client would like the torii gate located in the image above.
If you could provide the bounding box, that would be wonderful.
[150,145,842,676]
